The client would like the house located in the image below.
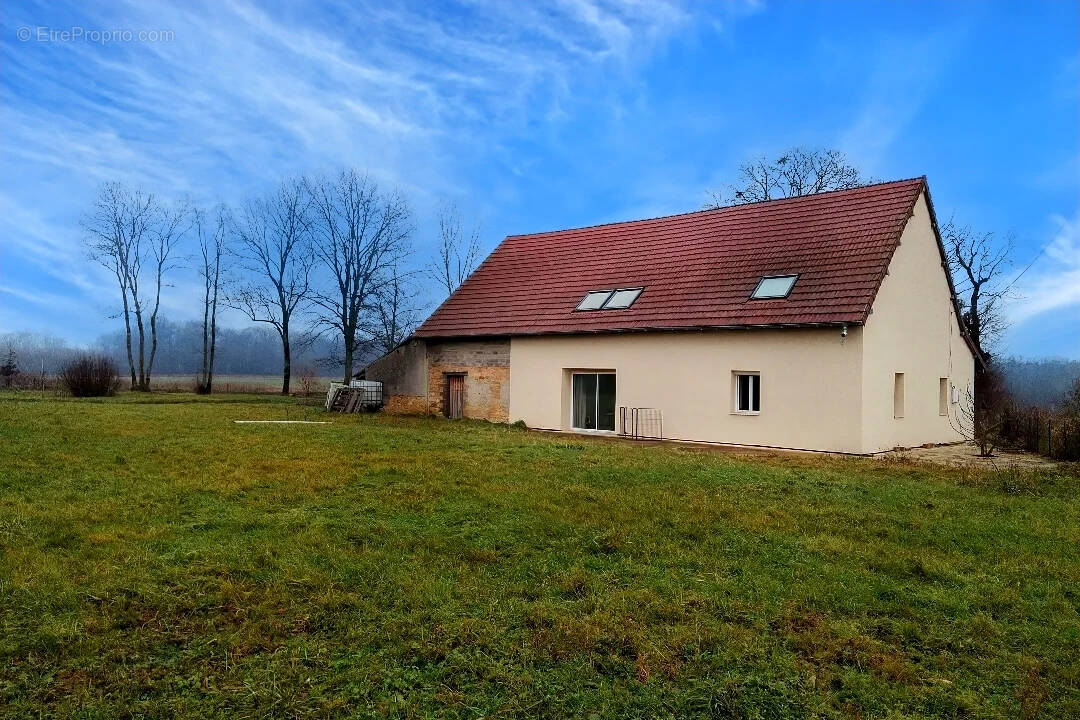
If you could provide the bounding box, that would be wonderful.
[364,177,978,454]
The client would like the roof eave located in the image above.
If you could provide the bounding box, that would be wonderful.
[412,320,862,341]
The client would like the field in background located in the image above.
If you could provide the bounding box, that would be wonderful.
[0,394,1077,717]
[150,374,338,394]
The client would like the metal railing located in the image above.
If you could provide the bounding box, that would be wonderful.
[998,405,1080,461]
[619,407,663,440]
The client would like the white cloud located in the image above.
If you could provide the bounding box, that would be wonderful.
[836,31,956,173]
[1010,212,1080,324]
[2,0,743,340]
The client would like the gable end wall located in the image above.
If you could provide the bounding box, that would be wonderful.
[859,191,975,452]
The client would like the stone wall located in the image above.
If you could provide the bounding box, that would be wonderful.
[382,394,430,415]
[365,338,511,422]
[363,339,428,395]
[426,339,511,422]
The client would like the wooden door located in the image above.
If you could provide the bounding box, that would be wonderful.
[446,375,465,419]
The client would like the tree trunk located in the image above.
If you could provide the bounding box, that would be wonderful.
[200,286,210,387]
[200,275,212,390]
[148,311,158,390]
[134,304,148,391]
[280,319,291,396]
[207,284,217,393]
[342,325,355,383]
[120,288,137,391]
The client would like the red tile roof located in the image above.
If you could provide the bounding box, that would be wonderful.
[414,178,929,338]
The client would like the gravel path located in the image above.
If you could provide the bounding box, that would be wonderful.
[883,441,1059,469]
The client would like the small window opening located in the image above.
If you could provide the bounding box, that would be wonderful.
[939,378,949,416]
[751,274,798,299]
[734,372,760,414]
[894,373,905,419]
[576,290,613,311]
[603,287,643,309]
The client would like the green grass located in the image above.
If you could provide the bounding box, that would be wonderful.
[1,393,1077,718]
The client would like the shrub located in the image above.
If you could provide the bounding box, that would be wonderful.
[295,366,318,396]
[0,348,17,388]
[1063,377,1080,417]
[60,354,119,397]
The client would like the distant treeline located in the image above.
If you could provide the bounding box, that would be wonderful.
[92,320,354,376]
[0,322,382,378]
[997,356,1080,410]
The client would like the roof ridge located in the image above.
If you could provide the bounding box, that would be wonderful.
[506,176,926,240]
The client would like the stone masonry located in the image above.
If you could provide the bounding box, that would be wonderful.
[425,340,510,422]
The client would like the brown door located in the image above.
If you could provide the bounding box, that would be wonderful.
[446,374,465,419]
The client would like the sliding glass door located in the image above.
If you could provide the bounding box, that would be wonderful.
[572,372,616,431]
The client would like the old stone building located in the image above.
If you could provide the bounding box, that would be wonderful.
[364,338,511,421]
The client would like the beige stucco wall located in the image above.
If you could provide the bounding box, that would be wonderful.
[509,328,866,453]
[859,192,975,452]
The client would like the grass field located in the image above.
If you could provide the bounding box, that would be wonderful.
[1,394,1077,718]
[150,375,338,394]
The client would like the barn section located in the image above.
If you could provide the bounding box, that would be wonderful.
[363,338,510,421]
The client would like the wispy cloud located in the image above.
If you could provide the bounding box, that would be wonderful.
[1010,212,1080,324]
[1,0,724,337]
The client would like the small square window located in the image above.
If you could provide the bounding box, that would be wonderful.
[603,287,643,309]
[734,372,760,413]
[751,275,798,299]
[576,291,613,311]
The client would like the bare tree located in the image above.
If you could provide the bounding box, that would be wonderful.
[705,147,868,207]
[948,367,1010,457]
[83,183,186,391]
[942,220,1013,360]
[308,170,412,382]
[949,387,1002,457]
[0,346,17,388]
[428,201,481,297]
[1063,377,1080,418]
[194,204,229,393]
[145,199,188,388]
[228,178,313,395]
[368,264,423,354]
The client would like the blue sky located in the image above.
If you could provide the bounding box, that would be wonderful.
[1,0,1077,357]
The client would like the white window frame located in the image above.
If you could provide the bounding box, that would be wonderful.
[751,274,798,300]
[732,371,761,415]
[571,371,617,433]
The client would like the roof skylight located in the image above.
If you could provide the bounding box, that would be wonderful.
[751,275,798,299]
[603,287,643,309]
[576,290,613,311]
[575,287,644,311]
